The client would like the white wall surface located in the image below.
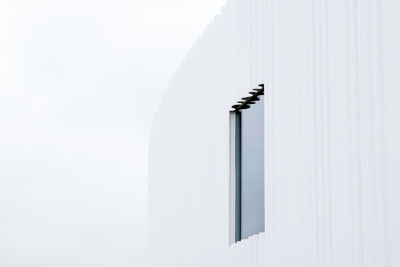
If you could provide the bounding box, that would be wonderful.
[148,0,400,266]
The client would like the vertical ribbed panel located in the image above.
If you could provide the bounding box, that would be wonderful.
[148,0,400,266]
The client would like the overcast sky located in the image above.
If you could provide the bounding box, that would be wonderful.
[0,1,225,266]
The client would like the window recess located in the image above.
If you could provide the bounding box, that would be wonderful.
[229,84,265,243]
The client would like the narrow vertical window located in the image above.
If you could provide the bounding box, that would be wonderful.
[230,84,265,243]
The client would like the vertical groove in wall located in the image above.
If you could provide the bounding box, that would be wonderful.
[311,0,320,265]
[374,0,388,266]
[354,0,365,266]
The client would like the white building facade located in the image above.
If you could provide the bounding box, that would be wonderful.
[148,0,400,266]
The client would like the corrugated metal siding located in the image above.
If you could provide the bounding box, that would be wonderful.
[148,0,400,266]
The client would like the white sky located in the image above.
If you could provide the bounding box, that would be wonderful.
[0,0,225,266]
